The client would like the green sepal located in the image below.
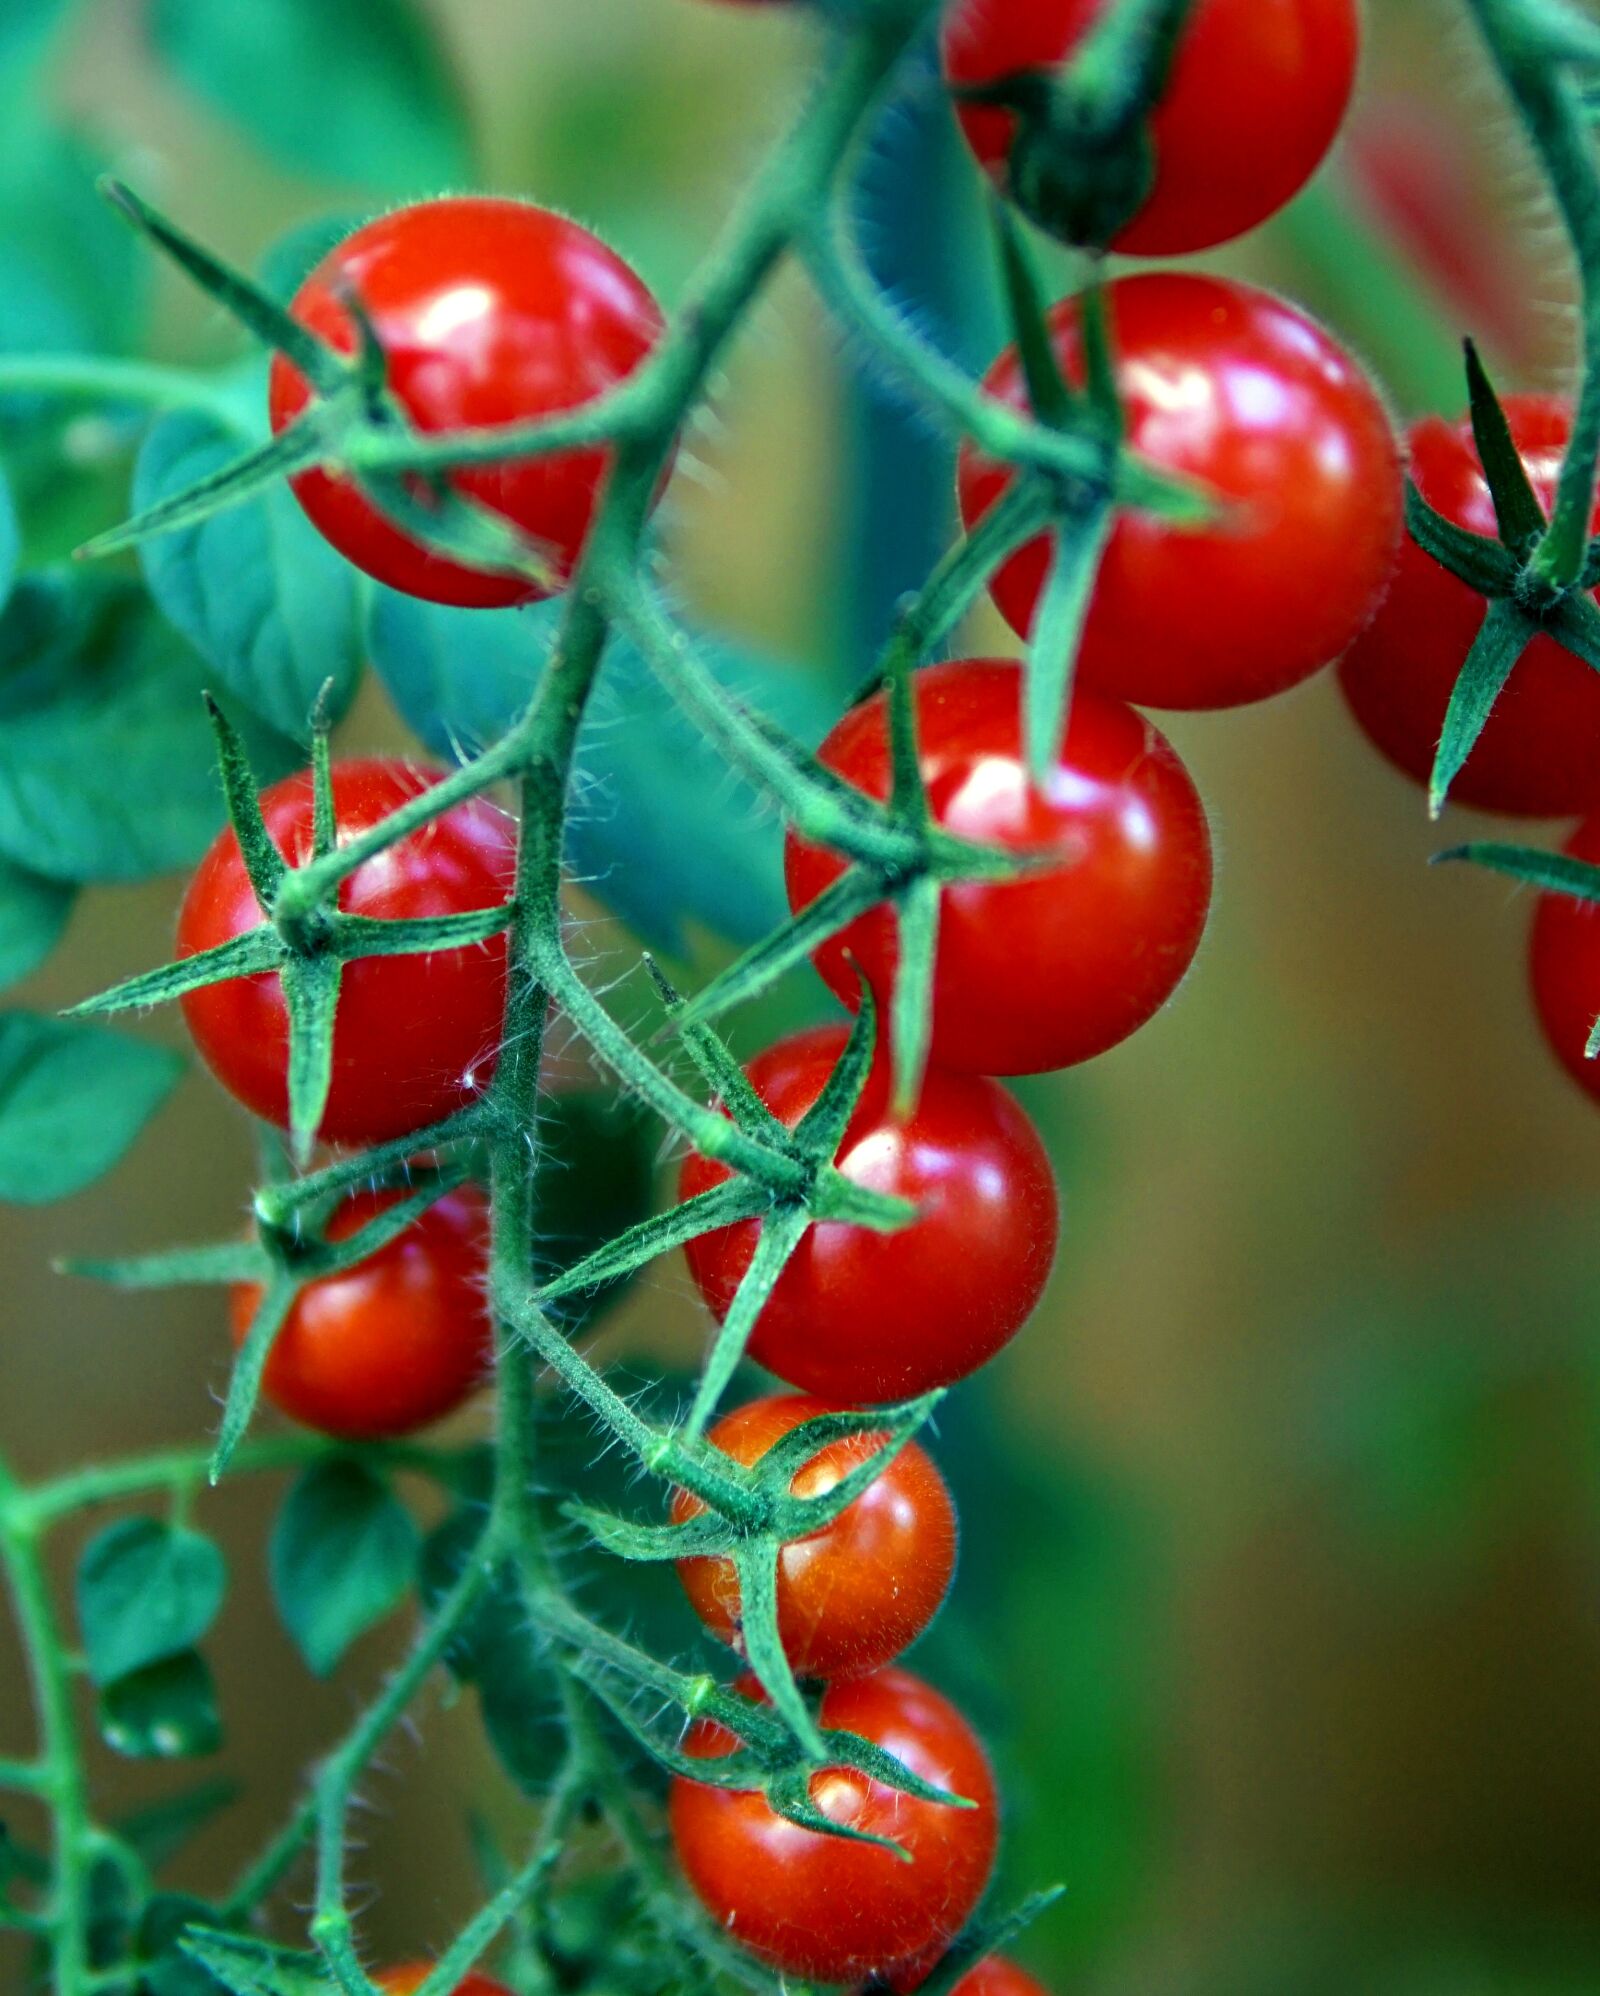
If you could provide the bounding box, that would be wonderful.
[279,950,341,1162]
[732,1540,827,1758]
[576,1668,769,1789]
[1404,481,1520,596]
[889,873,941,1116]
[988,200,1073,430]
[332,905,514,960]
[1432,840,1600,900]
[59,1240,270,1289]
[1429,598,1536,816]
[69,927,284,1019]
[203,693,287,908]
[209,1275,298,1483]
[1546,588,1600,668]
[176,1928,329,1996]
[76,413,336,561]
[1025,497,1113,786]
[764,1768,906,1856]
[1463,339,1548,554]
[353,462,558,596]
[797,1174,917,1232]
[1076,276,1122,434]
[292,1164,470,1279]
[765,1394,943,1536]
[684,1202,813,1439]
[645,955,786,1141]
[565,1502,739,1563]
[826,1726,974,1809]
[99,179,344,393]
[794,988,879,1155]
[535,1177,767,1307]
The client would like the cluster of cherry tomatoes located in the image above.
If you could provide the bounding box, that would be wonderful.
[158,0,1600,1986]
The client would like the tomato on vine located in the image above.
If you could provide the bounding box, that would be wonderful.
[670,1668,998,1984]
[679,1025,1058,1403]
[230,1186,492,1439]
[888,1956,1051,1996]
[785,660,1211,1074]
[956,276,1403,712]
[376,1967,511,1996]
[672,1394,958,1677]
[942,0,1359,255]
[1339,396,1600,817]
[269,197,667,608]
[1529,815,1600,1106]
[178,758,516,1148]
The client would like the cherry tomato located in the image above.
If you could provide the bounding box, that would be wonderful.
[942,0,1358,256]
[679,1024,1058,1403]
[269,198,666,608]
[956,276,1403,711]
[785,660,1211,1075]
[375,1968,511,1996]
[1529,814,1600,1106]
[230,1186,492,1439]
[178,758,516,1148]
[669,1667,998,1983]
[888,1955,1051,1996]
[1340,396,1600,817]
[672,1394,958,1677]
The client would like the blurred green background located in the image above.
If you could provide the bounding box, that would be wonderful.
[3,0,1600,1988]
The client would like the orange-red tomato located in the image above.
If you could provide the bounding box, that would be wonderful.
[374,1968,511,1996]
[670,1668,998,1983]
[1530,814,1600,1106]
[230,1186,492,1439]
[673,1394,958,1677]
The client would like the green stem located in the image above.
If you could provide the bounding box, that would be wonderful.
[0,353,244,427]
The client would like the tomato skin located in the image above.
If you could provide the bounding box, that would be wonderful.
[887,1955,1051,1996]
[942,0,1358,255]
[1340,397,1600,817]
[177,758,516,1148]
[1529,815,1600,1105]
[374,1967,511,1996]
[956,276,1403,712]
[669,1668,999,1983]
[672,1394,958,1677]
[785,661,1211,1075]
[230,1186,492,1439]
[269,198,666,608]
[679,1025,1058,1404]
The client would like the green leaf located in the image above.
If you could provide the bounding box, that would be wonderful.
[77,1517,227,1686]
[177,1929,326,1996]
[0,465,17,608]
[0,1013,181,1204]
[139,1895,229,1996]
[0,576,297,884]
[269,1461,418,1676]
[100,1652,222,1760]
[133,406,364,741]
[0,126,147,364]
[368,591,834,949]
[113,1777,238,1871]
[0,858,73,989]
[149,0,472,194]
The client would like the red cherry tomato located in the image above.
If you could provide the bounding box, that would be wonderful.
[890,1955,1051,1996]
[375,1968,510,1996]
[269,198,666,608]
[672,1394,958,1677]
[942,0,1358,256]
[1530,815,1600,1106]
[177,758,516,1148]
[679,1024,1058,1404]
[785,660,1211,1075]
[669,1667,999,1984]
[1340,397,1600,817]
[956,276,1403,711]
[230,1186,492,1439]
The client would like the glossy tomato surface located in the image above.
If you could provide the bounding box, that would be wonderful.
[679,1025,1058,1404]
[375,1968,511,1996]
[230,1186,492,1439]
[1530,815,1600,1106]
[670,1668,998,1983]
[177,758,516,1148]
[672,1393,958,1677]
[785,661,1212,1074]
[890,1955,1052,1996]
[269,197,666,607]
[942,0,1359,255]
[1340,396,1600,816]
[957,276,1402,711]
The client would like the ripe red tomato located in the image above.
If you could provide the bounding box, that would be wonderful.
[679,1026,1057,1403]
[178,758,516,1148]
[269,197,666,608]
[672,1393,958,1677]
[785,661,1211,1075]
[890,1955,1051,1996]
[669,1668,998,1984]
[956,276,1403,712]
[230,1186,492,1439]
[1529,815,1600,1106]
[942,0,1358,256]
[1340,396,1600,817]
[375,1968,510,1996]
